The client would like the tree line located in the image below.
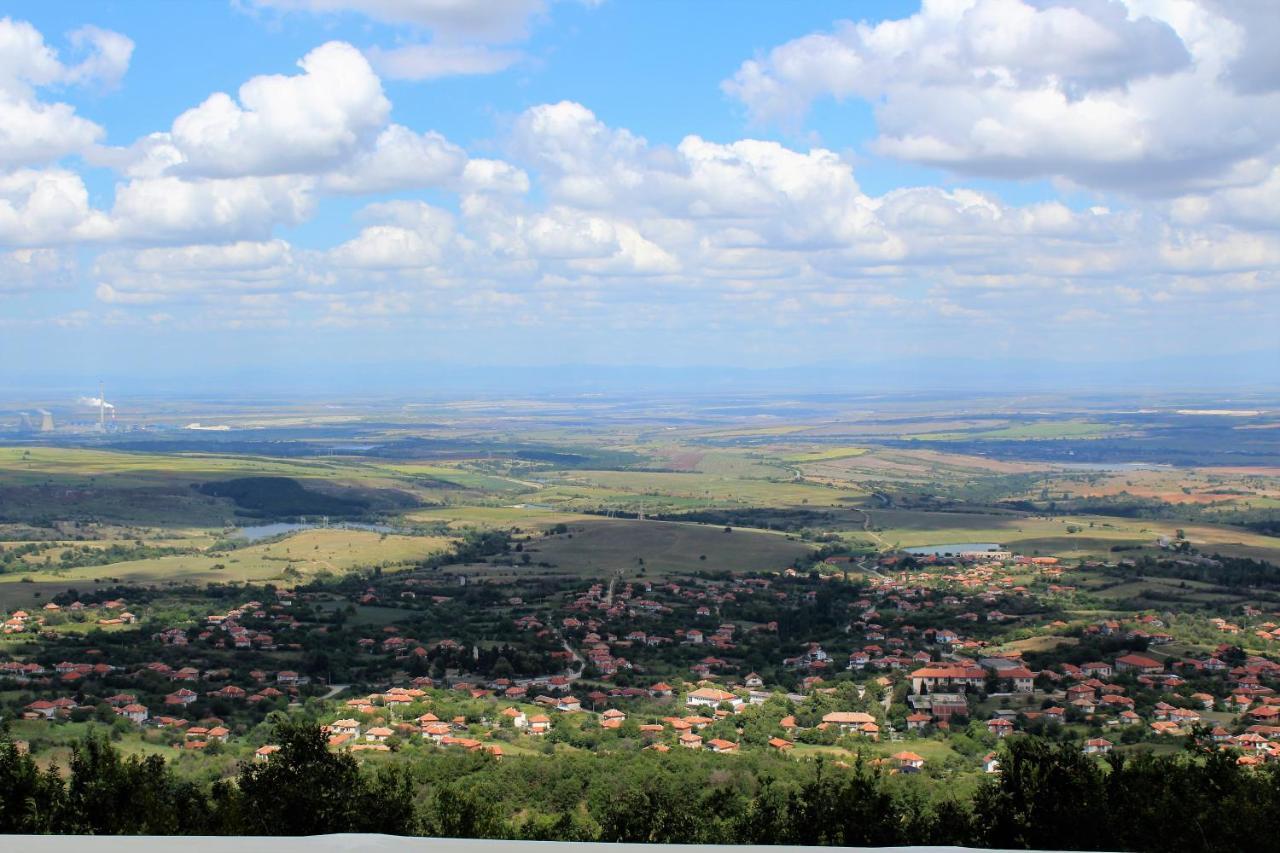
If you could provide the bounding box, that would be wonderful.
[5,723,1280,849]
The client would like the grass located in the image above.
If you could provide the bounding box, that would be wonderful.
[405,505,596,530]
[518,518,812,577]
[539,470,862,508]
[0,528,456,591]
[861,508,1280,562]
[904,421,1117,442]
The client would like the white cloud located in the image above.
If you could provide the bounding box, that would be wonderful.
[0,17,133,94]
[0,168,111,245]
[366,43,523,80]
[158,41,389,178]
[723,0,1280,194]
[328,200,458,269]
[1170,164,1280,230]
[248,0,549,41]
[61,26,134,89]
[0,247,73,290]
[0,18,134,167]
[93,239,304,303]
[109,175,315,244]
[459,159,530,194]
[89,39,526,237]
[322,124,467,193]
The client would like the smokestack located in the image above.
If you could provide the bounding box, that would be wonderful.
[99,381,105,430]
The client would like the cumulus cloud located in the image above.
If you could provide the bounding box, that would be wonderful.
[321,124,468,194]
[0,168,111,245]
[80,40,527,248]
[162,41,389,178]
[2,16,1275,353]
[328,200,459,269]
[109,175,315,244]
[93,239,305,303]
[723,0,1280,194]
[87,42,401,209]
[0,18,134,167]
[1207,0,1280,95]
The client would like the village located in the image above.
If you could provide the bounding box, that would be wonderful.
[6,544,1280,782]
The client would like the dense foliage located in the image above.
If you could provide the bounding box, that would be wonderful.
[4,724,1280,850]
[196,477,370,519]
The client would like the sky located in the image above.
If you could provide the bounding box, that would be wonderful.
[0,0,1278,392]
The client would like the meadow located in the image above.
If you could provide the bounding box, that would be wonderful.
[520,518,812,577]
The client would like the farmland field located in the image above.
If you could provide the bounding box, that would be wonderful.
[520,518,812,577]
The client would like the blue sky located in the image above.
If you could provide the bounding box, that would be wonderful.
[0,0,1277,392]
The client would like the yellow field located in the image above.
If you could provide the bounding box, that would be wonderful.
[781,447,870,463]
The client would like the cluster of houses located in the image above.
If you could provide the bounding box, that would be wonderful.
[2,599,137,634]
[9,544,1280,774]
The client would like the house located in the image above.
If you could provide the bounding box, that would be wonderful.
[649,682,674,698]
[892,751,925,772]
[987,718,1014,738]
[1191,692,1215,711]
[706,738,738,753]
[1083,738,1113,754]
[768,737,794,752]
[686,687,742,710]
[1115,654,1163,674]
[982,752,1001,774]
[744,672,764,689]
[501,707,528,728]
[528,714,552,734]
[822,711,877,734]
[679,733,703,749]
[910,664,985,694]
[329,719,361,737]
[25,700,63,719]
[365,726,394,742]
[255,745,279,762]
[119,703,149,724]
[556,696,582,713]
[906,712,932,731]
[1000,666,1036,693]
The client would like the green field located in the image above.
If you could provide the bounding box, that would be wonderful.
[520,517,812,577]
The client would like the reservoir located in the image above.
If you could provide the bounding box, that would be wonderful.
[232,521,395,542]
[904,543,1004,557]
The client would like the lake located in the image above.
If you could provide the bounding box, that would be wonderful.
[904,543,1004,556]
[232,521,395,542]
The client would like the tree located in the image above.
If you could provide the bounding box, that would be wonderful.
[0,735,63,833]
[230,720,416,835]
